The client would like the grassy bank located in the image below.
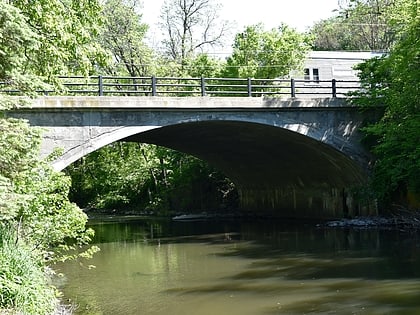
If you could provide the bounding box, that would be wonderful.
[0,224,60,315]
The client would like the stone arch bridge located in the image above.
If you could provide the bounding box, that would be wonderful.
[7,96,379,219]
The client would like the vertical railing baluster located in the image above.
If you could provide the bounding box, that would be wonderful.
[201,77,206,96]
[332,79,337,98]
[98,75,103,96]
[247,78,252,97]
[290,78,296,97]
[151,76,157,96]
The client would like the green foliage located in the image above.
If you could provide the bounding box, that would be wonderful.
[0,3,47,96]
[67,142,153,209]
[184,53,223,78]
[224,24,313,79]
[67,142,238,214]
[311,0,414,51]
[98,0,156,76]
[10,0,107,78]
[0,0,97,258]
[352,1,419,206]
[0,115,97,312]
[0,224,58,315]
[0,2,105,313]
[0,117,96,261]
[0,118,41,221]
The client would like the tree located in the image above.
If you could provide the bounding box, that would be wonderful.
[184,53,223,77]
[0,2,98,312]
[223,24,313,79]
[352,0,419,208]
[311,0,412,51]
[159,0,229,67]
[0,3,96,253]
[99,0,156,77]
[0,3,45,96]
[9,0,107,79]
[66,142,238,214]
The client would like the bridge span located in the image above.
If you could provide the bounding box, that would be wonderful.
[7,95,378,219]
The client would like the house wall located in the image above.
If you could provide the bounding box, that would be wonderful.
[300,51,384,81]
[290,51,384,97]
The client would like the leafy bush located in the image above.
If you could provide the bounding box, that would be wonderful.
[0,224,57,315]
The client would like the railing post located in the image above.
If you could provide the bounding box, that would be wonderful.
[247,78,252,97]
[201,77,206,96]
[98,75,103,96]
[151,76,157,96]
[290,78,296,97]
[332,79,337,98]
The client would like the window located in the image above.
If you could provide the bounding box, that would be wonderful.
[313,68,319,82]
[304,68,310,81]
[304,68,320,83]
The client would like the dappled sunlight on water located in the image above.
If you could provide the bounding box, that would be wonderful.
[56,218,420,315]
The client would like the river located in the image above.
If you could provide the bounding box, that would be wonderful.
[55,216,420,315]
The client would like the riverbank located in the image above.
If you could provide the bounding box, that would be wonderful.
[83,207,420,233]
[321,210,420,232]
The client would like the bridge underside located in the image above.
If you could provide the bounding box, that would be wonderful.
[125,121,371,219]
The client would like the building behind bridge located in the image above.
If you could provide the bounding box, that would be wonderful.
[290,51,385,97]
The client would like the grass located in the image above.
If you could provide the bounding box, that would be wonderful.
[0,224,59,315]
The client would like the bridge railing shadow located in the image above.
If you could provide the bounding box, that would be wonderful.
[0,76,361,98]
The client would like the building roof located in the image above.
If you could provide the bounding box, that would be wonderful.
[308,51,386,60]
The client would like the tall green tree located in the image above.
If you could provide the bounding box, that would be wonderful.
[352,0,419,207]
[0,2,97,313]
[0,3,45,96]
[9,0,107,79]
[311,0,412,51]
[0,4,96,251]
[99,0,155,76]
[223,24,313,79]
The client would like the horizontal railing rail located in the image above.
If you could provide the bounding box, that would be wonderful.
[0,76,361,98]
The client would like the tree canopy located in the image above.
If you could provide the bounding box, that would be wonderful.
[311,0,412,51]
[0,2,98,312]
[224,24,313,79]
[9,0,107,79]
[99,0,155,76]
[352,0,419,207]
[0,2,43,96]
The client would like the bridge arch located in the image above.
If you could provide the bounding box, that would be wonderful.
[50,114,366,174]
[7,96,377,218]
[52,126,162,170]
[51,119,369,219]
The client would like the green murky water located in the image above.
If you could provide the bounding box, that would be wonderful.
[55,217,420,314]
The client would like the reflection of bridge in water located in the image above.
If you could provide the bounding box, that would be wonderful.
[5,76,379,219]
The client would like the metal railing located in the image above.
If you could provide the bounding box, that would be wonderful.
[1,76,361,98]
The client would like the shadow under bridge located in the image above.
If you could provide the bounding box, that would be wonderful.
[124,120,369,219]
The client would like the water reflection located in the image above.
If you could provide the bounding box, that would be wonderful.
[56,217,420,315]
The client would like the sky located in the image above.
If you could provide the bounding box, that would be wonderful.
[142,0,341,52]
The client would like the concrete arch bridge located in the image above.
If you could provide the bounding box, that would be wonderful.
[7,95,379,219]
